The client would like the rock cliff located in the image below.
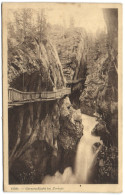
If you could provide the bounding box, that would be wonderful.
[50,26,87,80]
[80,9,118,146]
[8,36,83,184]
[82,9,118,184]
[50,26,88,107]
[8,36,66,91]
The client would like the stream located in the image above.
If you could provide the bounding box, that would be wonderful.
[42,113,102,184]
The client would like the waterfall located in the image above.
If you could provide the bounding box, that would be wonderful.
[42,114,102,184]
[74,114,102,183]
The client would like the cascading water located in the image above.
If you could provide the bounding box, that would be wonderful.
[74,114,102,183]
[42,113,102,184]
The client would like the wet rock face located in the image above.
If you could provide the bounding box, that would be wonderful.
[92,142,101,153]
[80,51,108,115]
[9,97,83,184]
[91,121,112,146]
[8,36,66,91]
[80,50,118,116]
[9,100,60,184]
[9,140,51,184]
[9,102,59,158]
[59,97,83,150]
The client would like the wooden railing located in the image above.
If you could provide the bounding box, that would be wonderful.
[8,87,71,108]
[66,78,84,85]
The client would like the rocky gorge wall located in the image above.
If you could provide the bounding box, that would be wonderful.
[47,10,118,184]
[50,27,88,81]
[46,9,118,185]
[9,97,83,184]
[50,26,89,108]
[79,9,118,184]
[8,8,118,184]
[8,36,83,184]
[8,36,66,91]
[79,9,118,146]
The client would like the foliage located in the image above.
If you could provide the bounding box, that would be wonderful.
[95,145,118,184]
[8,8,49,49]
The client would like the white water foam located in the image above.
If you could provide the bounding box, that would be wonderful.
[42,114,102,184]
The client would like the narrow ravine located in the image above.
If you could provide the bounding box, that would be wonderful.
[7,7,118,185]
[42,113,102,184]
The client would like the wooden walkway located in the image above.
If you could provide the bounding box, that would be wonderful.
[66,78,84,85]
[8,87,71,108]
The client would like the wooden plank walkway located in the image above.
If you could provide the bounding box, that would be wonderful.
[8,87,71,108]
[66,78,84,85]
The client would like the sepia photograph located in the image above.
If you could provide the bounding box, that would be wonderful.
[2,2,122,192]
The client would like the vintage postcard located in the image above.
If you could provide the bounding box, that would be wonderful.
[2,2,122,192]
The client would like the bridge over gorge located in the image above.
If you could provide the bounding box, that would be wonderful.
[8,87,71,108]
[66,78,84,86]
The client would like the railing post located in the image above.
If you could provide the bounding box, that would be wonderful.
[12,88,14,102]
